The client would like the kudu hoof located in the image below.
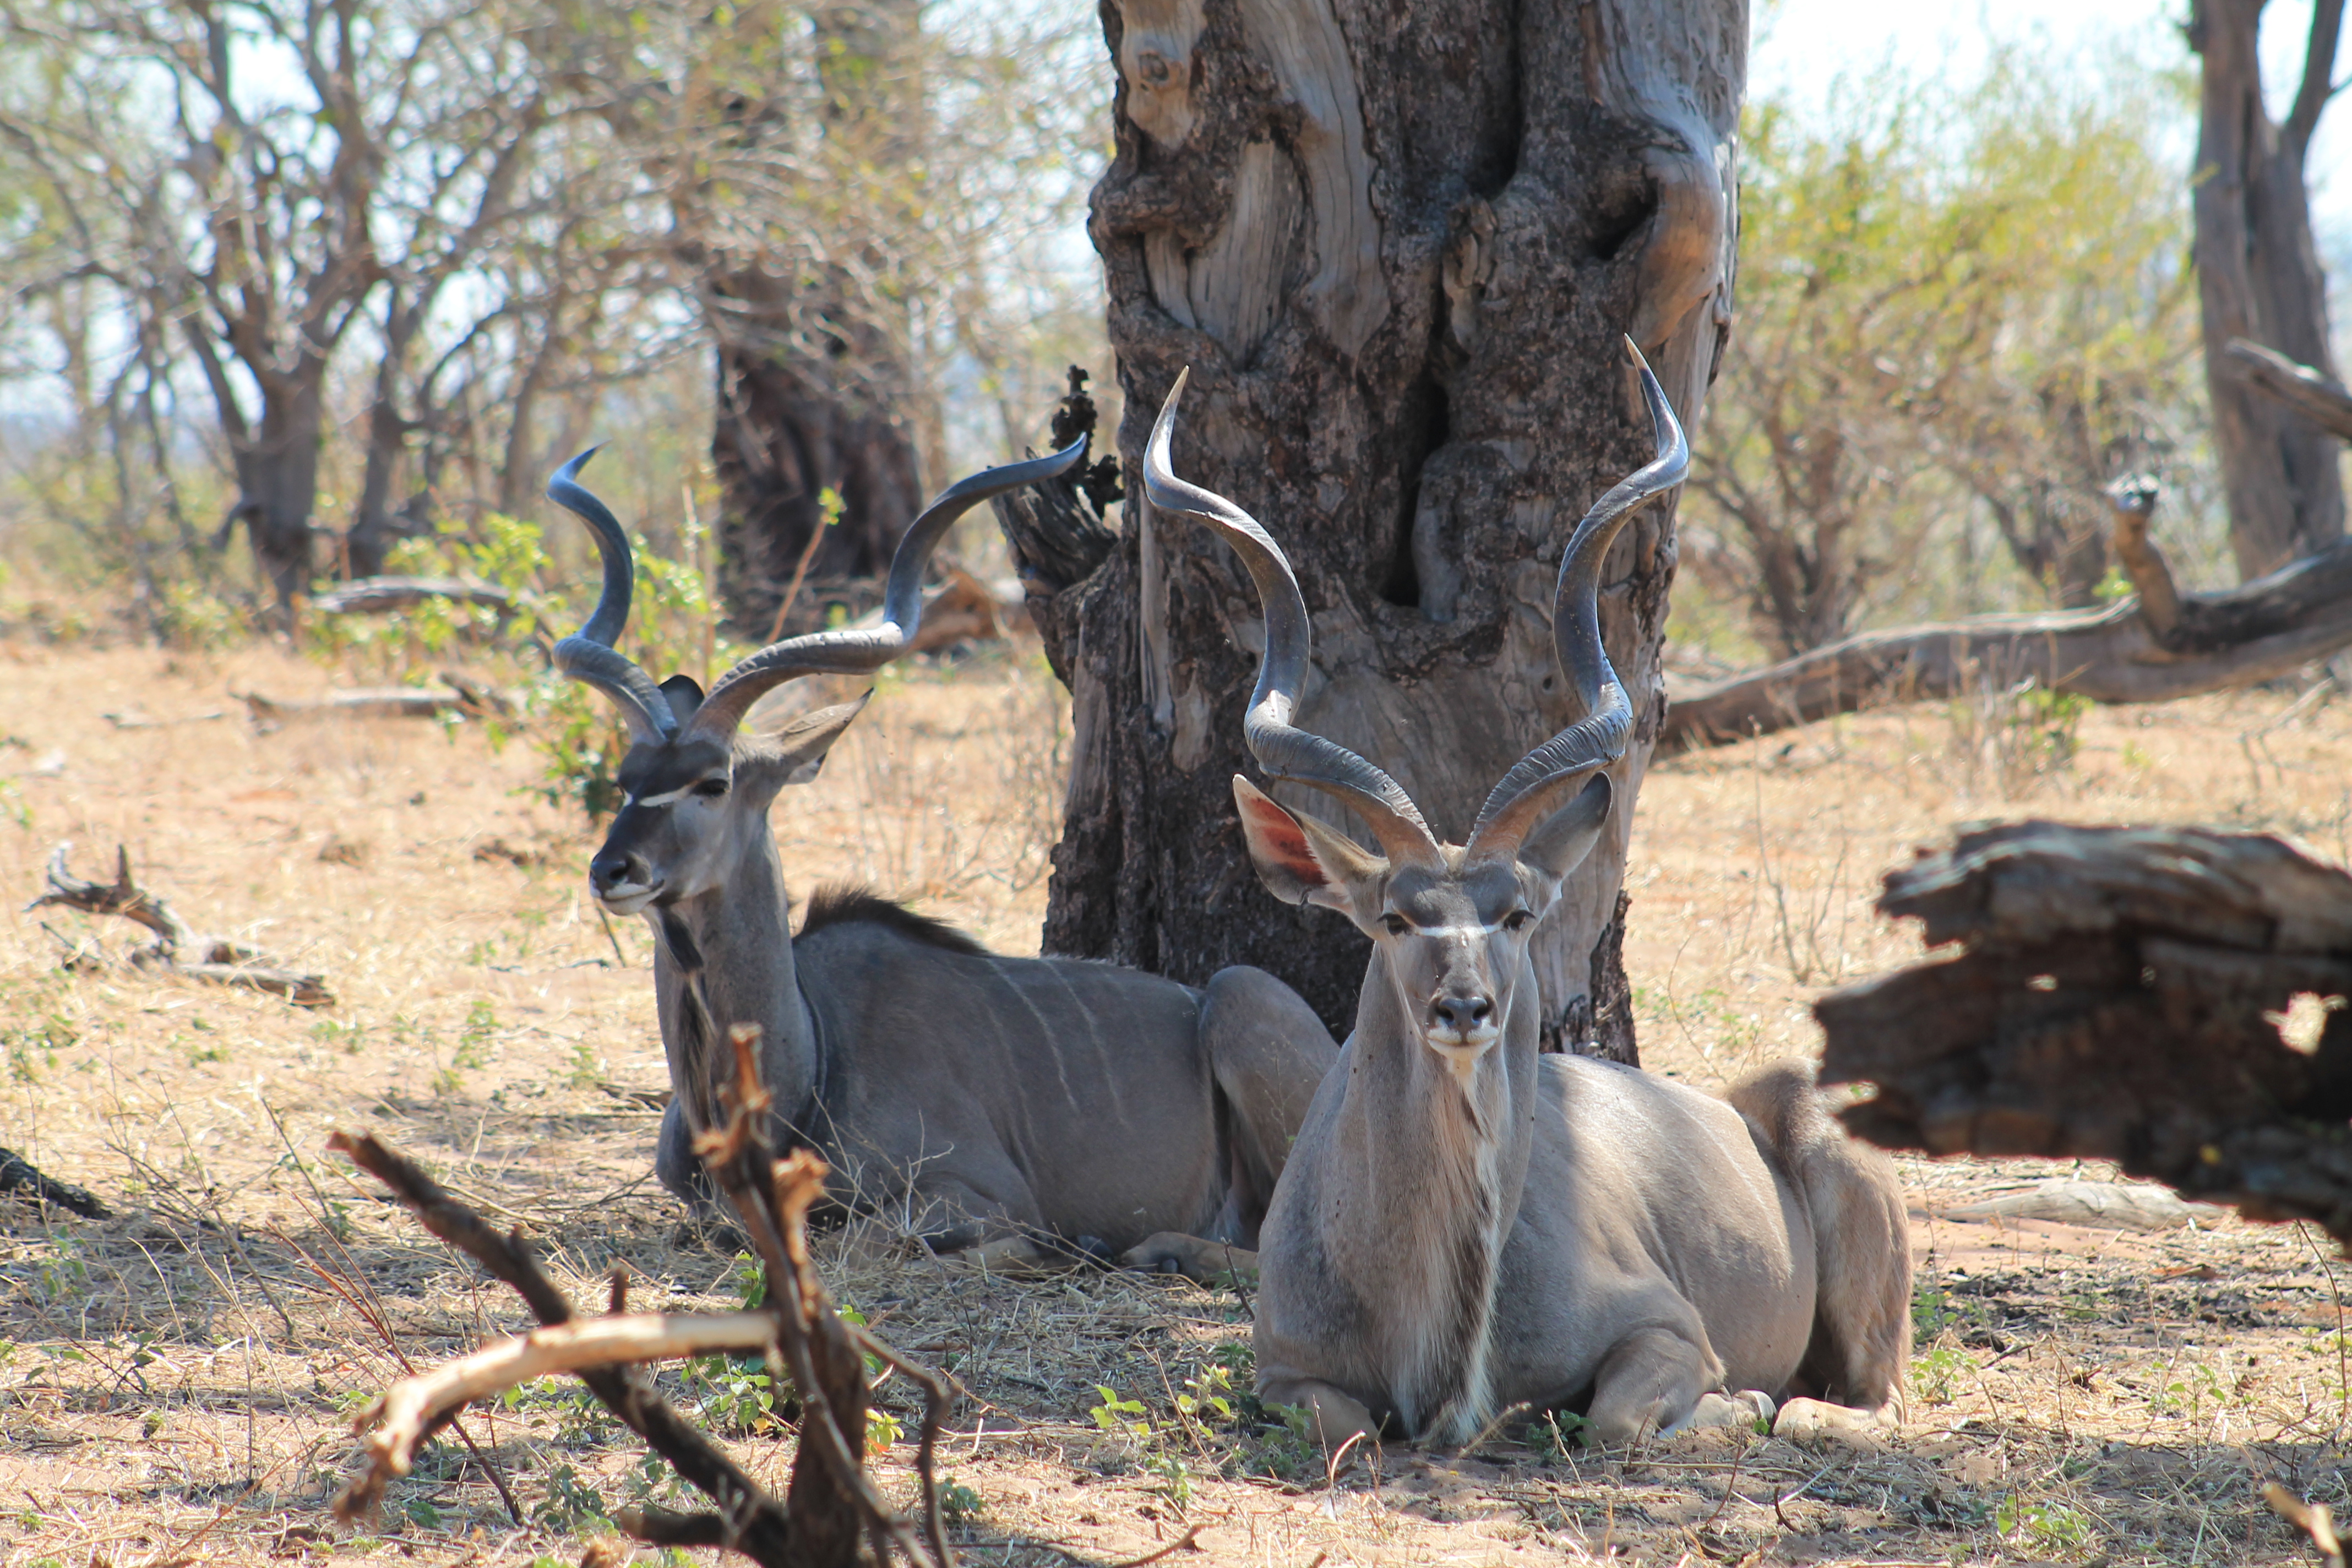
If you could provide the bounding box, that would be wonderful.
[1117,1232,1259,1287]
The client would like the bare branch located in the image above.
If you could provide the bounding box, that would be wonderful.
[356,1311,781,1483]
[325,1130,798,1560]
[2285,0,2346,153]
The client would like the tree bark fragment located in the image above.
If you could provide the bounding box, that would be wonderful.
[1817,821,2352,1245]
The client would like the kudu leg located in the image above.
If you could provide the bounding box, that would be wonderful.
[1585,1325,1721,1445]
[655,1100,728,1218]
[1257,1374,1381,1456]
[1120,966,1337,1286]
[1727,1063,1913,1409]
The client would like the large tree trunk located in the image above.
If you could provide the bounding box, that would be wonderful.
[228,378,329,618]
[707,2,928,638]
[709,280,927,635]
[2188,0,2345,580]
[1041,0,1743,1056]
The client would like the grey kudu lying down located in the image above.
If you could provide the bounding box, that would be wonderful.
[546,442,1335,1277]
[1144,348,1913,1449]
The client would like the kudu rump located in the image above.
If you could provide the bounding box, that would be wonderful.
[547,443,1335,1275]
[1145,350,1912,1447]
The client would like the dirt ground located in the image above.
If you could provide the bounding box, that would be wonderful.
[4,634,2352,1567]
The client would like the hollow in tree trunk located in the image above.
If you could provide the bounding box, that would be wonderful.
[1038,0,1744,1058]
[2188,0,2345,580]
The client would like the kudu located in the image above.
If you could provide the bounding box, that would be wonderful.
[1143,350,1912,1447]
[547,444,1335,1276]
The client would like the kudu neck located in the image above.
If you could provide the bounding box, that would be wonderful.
[1325,945,1543,1438]
[647,827,820,1129]
[1342,948,1539,1144]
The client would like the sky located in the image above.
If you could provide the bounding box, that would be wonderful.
[1752,0,2351,263]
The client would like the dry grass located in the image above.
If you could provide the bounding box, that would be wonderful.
[4,635,2352,1566]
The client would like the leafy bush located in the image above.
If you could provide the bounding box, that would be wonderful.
[334,508,744,820]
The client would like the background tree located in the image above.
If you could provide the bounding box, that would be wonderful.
[2189,0,2344,579]
[0,0,586,612]
[538,0,1103,635]
[1023,0,1745,1056]
[1685,58,2201,658]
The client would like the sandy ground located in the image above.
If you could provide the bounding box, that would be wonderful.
[3,635,2351,1566]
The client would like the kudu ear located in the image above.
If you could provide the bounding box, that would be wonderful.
[1517,774,1613,888]
[770,693,873,787]
[658,675,705,726]
[1233,775,1384,916]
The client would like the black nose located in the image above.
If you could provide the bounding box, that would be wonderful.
[1433,994,1492,1031]
[590,848,646,893]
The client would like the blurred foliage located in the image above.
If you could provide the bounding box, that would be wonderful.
[1681,47,2215,661]
[313,503,744,820]
[0,0,1109,638]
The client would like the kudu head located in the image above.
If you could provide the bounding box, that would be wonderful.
[548,440,1086,917]
[1143,347,1686,1068]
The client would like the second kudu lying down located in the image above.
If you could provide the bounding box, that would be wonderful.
[1145,350,1912,1448]
[547,443,1334,1277]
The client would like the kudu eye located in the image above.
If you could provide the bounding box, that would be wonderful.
[1504,910,1534,933]
[1381,913,1409,938]
[694,776,731,798]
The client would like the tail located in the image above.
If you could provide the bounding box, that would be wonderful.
[1727,1061,1913,1411]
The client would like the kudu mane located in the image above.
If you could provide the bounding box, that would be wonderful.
[797,884,986,956]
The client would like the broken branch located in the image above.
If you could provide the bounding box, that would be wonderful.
[359,1312,781,1481]
[28,843,334,1006]
[331,1025,959,1568]
[326,1130,796,1558]
[2229,339,2352,442]
[0,1145,111,1219]
[1664,533,2352,751]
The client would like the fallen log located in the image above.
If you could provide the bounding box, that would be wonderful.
[28,843,334,1006]
[309,576,516,617]
[237,670,514,726]
[1664,492,2352,750]
[0,1145,111,1219]
[1816,821,2352,1245]
[2229,337,2352,442]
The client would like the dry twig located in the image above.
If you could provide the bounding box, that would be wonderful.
[2264,1482,2346,1566]
[28,842,333,1005]
[329,1020,959,1568]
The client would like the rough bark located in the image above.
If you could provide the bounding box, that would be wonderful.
[1045,0,1741,1054]
[1661,531,2352,751]
[2188,0,2346,580]
[1817,822,2352,1245]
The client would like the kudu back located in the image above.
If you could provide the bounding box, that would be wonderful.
[1142,352,1911,1446]
[546,443,1335,1274]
